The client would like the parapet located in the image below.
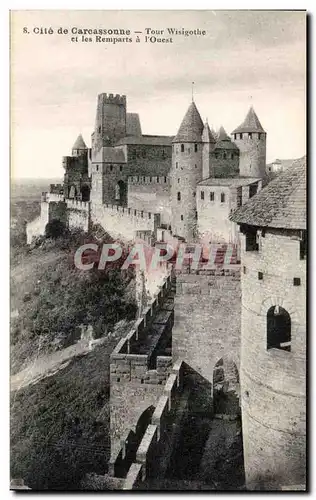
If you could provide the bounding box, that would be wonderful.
[49,183,64,194]
[98,93,127,106]
[110,271,173,382]
[121,360,186,488]
[66,199,90,211]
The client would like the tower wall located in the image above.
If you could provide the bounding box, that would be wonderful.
[94,93,127,150]
[170,142,203,241]
[239,229,306,489]
[172,268,241,384]
[233,132,266,178]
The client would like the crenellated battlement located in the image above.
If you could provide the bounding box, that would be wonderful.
[66,199,90,211]
[128,175,169,185]
[98,93,127,106]
[110,272,173,383]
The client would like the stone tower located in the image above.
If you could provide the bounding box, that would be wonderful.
[170,101,204,241]
[232,106,267,179]
[230,161,306,490]
[202,121,216,180]
[92,93,127,150]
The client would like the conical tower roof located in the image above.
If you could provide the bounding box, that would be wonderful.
[173,101,204,143]
[232,106,265,134]
[202,122,216,143]
[72,134,87,150]
[217,126,231,142]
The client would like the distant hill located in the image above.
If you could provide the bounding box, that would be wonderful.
[11,178,62,201]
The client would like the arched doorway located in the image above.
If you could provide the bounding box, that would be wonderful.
[267,306,291,351]
[115,180,127,205]
[213,357,240,416]
[81,184,90,202]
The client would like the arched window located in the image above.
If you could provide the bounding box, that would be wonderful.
[267,306,291,351]
[177,192,181,201]
[181,144,184,153]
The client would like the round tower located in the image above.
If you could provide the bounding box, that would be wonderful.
[232,106,267,180]
[230,162,306,490]
[170,101,204,241]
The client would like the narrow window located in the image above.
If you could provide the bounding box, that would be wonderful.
[234,134,237,140]
[110,165,113,172]
[96,165,99,172]
[157,177,159,183]
[181,214,184,221]
[223,152,227,159]
[193,192,196,198]
[120,166,123,172]
[201,191,205,200]
[258,272,263,280]
[240,133,243,140]
[210,192,214,201]
[188,148,190,154]
[243,266,246,274]
[267,306,291,352]
[249,132,252,139]
[149,176,152,182]
[176,162,178,169]
[164,176,167,183]
[195,144,198,152]
[258,133,261,140]
[245,227,259,251]
[177,192,181,201]
[148,212,151,219]
[181,144,184,153]
[221,193,225,203]
[178,178,180,183]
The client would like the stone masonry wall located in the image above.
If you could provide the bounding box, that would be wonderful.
[239,230,306,489]
[172,267,241,384]
[127,176,171,226]
[110,274,174,456]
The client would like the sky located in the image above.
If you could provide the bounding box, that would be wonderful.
[11,10,306,179]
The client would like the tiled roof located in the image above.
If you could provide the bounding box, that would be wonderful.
[115,135,173,146]
[72,134,87,150]
[232,106,265,134]
[198,177,261,187]
[173,101,204,143]
[214,126,239,150]
[217,126,230,141]
[230,158,306,230]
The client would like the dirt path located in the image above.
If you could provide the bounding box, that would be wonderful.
[10,338,103,393]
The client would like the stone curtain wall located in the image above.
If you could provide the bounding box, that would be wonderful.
[128,176,171,226]
[91,203,160,241]
[110,274,174,456]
